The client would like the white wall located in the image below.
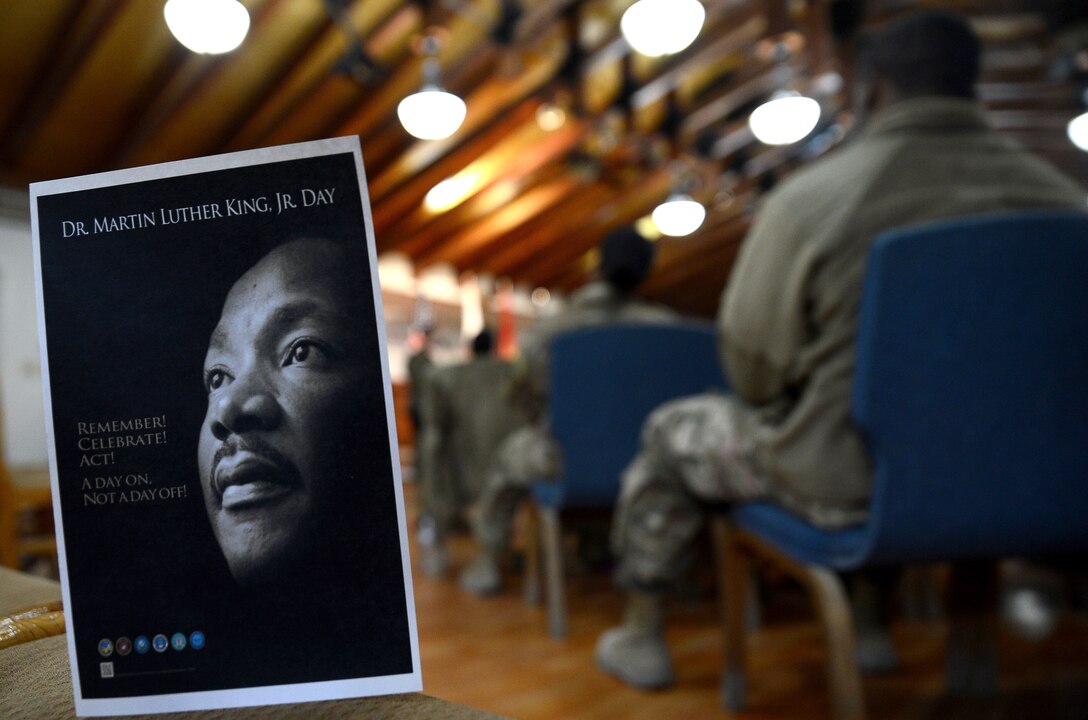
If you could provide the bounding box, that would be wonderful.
[0,205,48,467]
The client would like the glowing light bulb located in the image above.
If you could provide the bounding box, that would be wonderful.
[397,86,467,140]
[652,194,706,237]
[621,0,705,57]
[1068,110,1088,152]
[164,0,250,55]
[425,173,479,213]
[749,92,821,146]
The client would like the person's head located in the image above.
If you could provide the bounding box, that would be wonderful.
[853,11,980,120]
[599,226,655,295]
[407,323,433,353]
[198,238,369,588]
[471,328,494,358]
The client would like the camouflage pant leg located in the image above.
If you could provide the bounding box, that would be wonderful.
[474,424,563,552]
[415,424,461,536]
[426,463,463,538]
[613,393,769,590]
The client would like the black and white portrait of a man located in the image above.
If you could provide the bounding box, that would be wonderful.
[198,238,371,590]
[194,234,413,688]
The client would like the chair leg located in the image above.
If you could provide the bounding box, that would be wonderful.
[712,516,750,712]
[0,500,18,569]
[802,567,867,720]
[900,564,944,621]
[729,530,867,719]
[523,504,542,606]
[540,507,567,638]
[945,560,999,698]
[745,569,762,632]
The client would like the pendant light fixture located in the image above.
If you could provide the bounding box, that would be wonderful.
[652,194,706,236]
[747,41,821,146]
[1069,107,1088,152]
[749,90,822,145]
[620,0,705,57]
[1068,87,1088,152]
[652,164,706,237]
[397,35,467,141]
[163,0,250,55]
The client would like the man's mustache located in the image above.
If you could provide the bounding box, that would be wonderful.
[210,435,301,491]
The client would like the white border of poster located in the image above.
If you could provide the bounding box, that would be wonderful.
[29,137,421,716]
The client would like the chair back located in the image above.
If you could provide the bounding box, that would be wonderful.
[852,211,1088,564]
[534,322,727,508]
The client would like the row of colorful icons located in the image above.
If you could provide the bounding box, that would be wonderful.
[98,631,205,657]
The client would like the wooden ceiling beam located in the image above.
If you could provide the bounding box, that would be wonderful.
[970,12,1049,41]
[252,3,421,148]
[452,176,619,274]
[481,181,616,278]
[369,98,544,230]
[524,167,673,288]
[369,2,787,266]
[342,43,501,174]
[516,0,583,45]
[630,12,767,113]
[1,0,1083,315]
[390,159,574,262]
[544,202,747,311]
[989,108,1081,130]
[223,0,413,152]
[5,0,163,180]
[0,0,83,148]
[554,131,807,293]
[416,175,585,269]
[345,28,568,189]
[801,0,835,74]
[382,116,589,256]
[680,65,779,143]
[978,81,1082,108]
[122,0,335,167]
[332,0,502,140]
[105,0,287,170]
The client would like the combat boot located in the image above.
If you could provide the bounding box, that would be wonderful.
[595,590,674,689]
[459,549,502,595]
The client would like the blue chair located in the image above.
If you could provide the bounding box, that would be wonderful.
[720,212,1088,719]
[528,322,727,637]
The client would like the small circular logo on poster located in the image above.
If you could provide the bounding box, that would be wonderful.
[171,632,187,651]
[189,630,206,650]
[134,635,150,654]
[152,634,169,653]
[115,637,132,656]
[97,639,113,657]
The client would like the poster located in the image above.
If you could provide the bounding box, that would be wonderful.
[29,137,421,715]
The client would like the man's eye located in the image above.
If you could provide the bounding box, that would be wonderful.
[284,339,323,367]
[205,369,228,392]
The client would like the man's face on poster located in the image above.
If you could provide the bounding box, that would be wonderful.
[198,239,367,587]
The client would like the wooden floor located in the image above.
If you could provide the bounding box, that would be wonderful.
[404,482,1088,720]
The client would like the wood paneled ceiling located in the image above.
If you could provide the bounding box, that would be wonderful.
[2,0,1086,316]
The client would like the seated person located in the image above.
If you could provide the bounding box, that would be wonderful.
[406,324,434,488]
[459,227,676,595]
[415,329,528,576]
[596,10,1086,690]
[406,325,434,435]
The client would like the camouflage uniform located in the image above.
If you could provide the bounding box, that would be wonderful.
[611,394,763,589]
[613,97,1088,591]
[417,357,528,537]
[406,349,433,517]
[473,281,674,554]
[407,349,432,429]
